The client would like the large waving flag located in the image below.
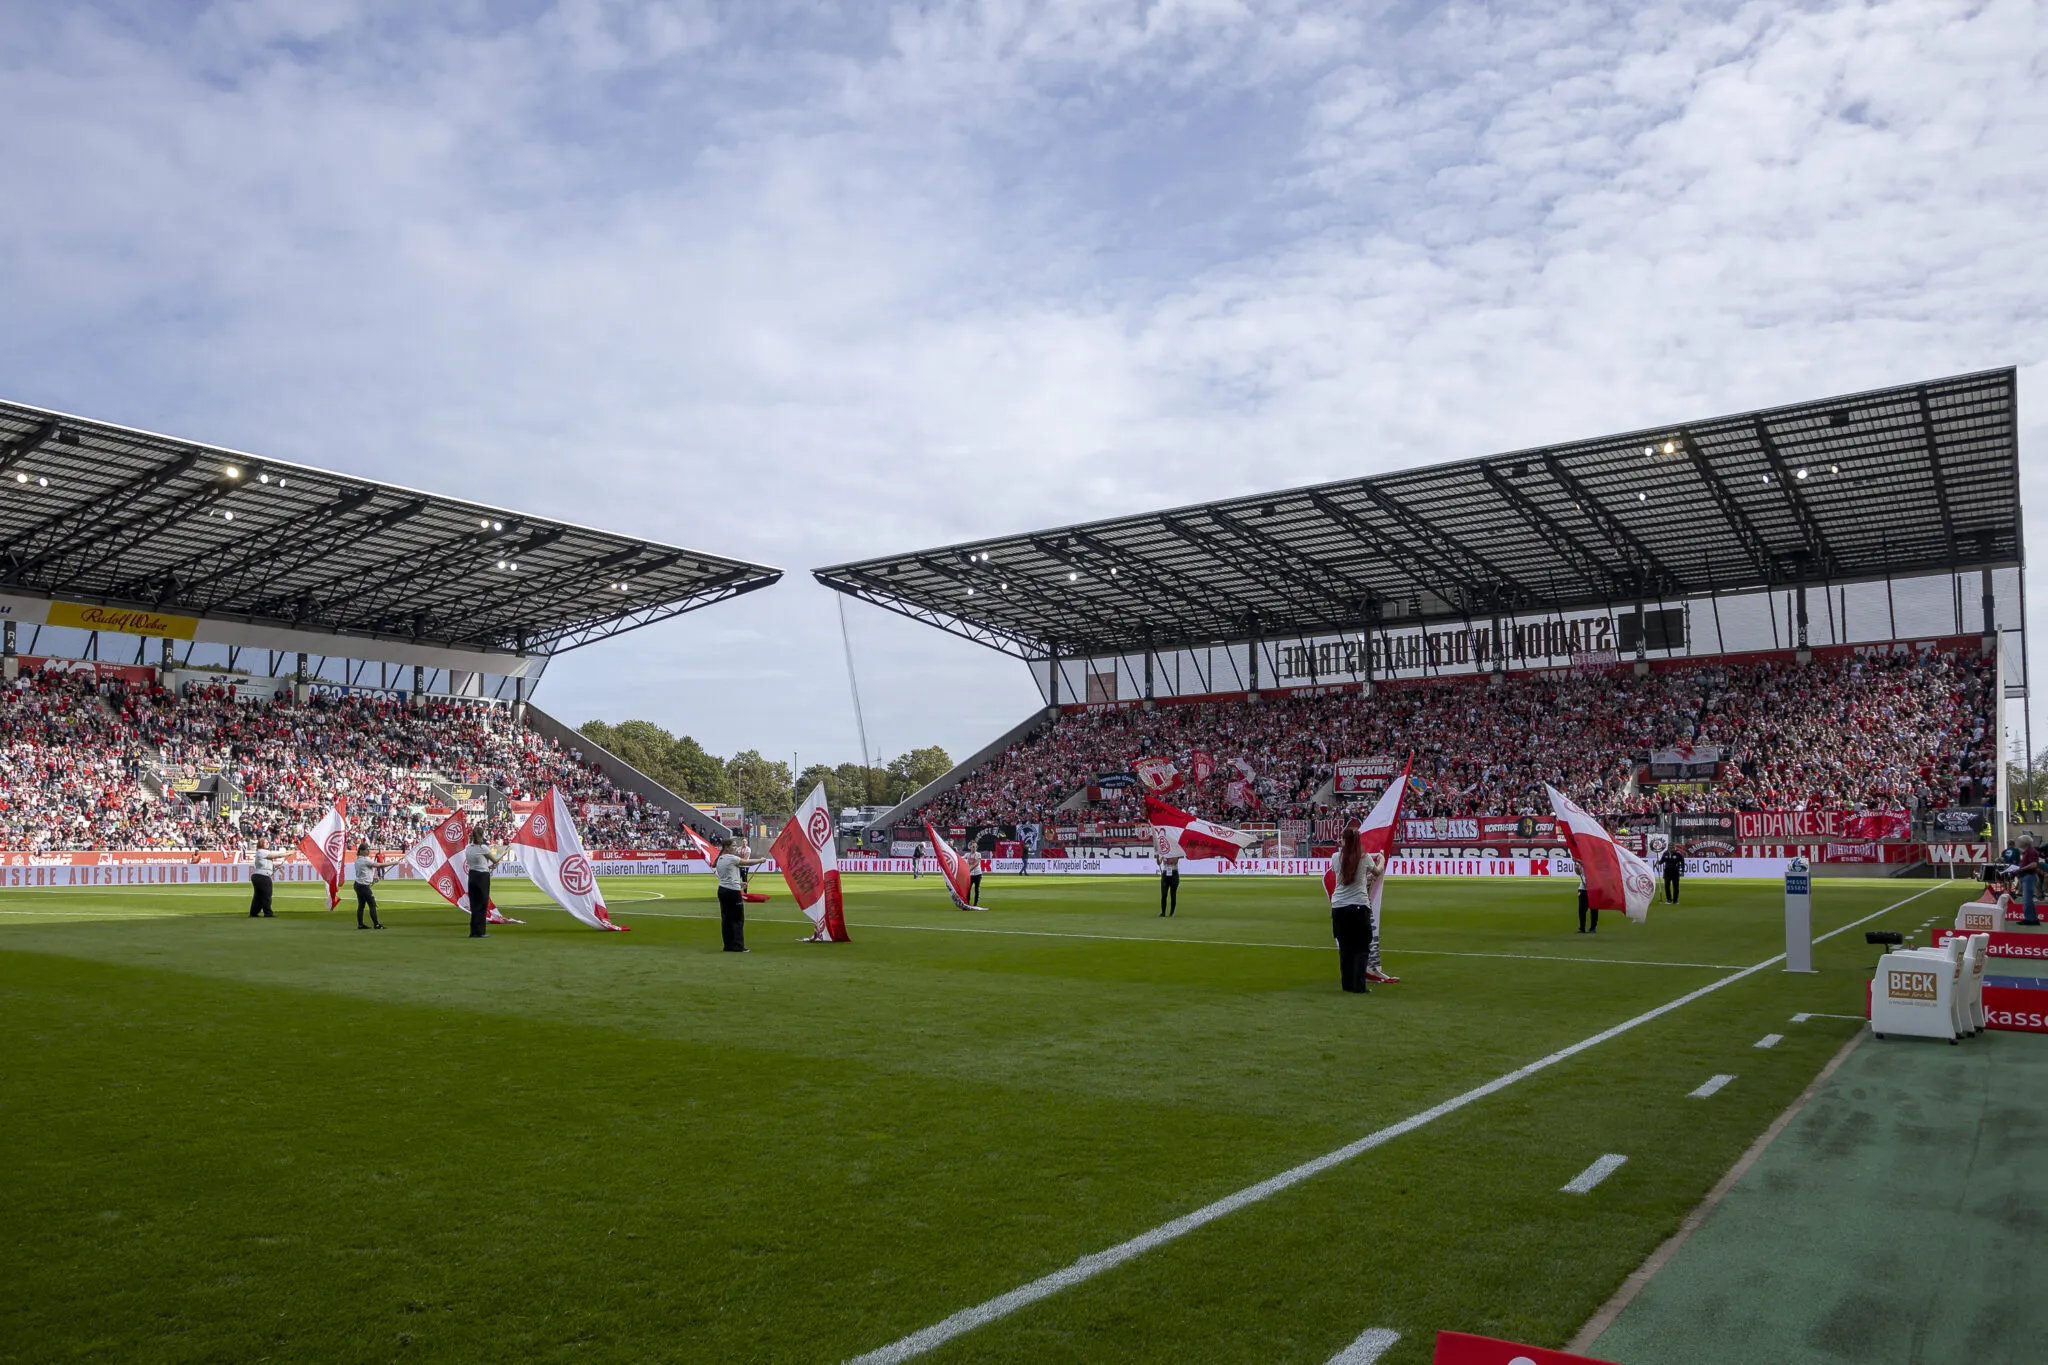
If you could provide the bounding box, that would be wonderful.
[680,821,770,901]
[298,798,349,910]
[401,810,519,924]
[1131,756,1184,794]
[1545,784,1655,923]
[771,783,850,941]
[1145,794,1257,862]
[511,786,627,931]
[923,820,975,909]
[1327,757,1411,906]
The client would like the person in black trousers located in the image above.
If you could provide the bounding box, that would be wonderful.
[248,847,276,917]
[1576,873,1598,933]
[1327,823,1380,992]
[714,837,769,952]
[465,830,499,938]
[352,847,386,930]
[1660,844,1685,904]
[1159,852,1181,917]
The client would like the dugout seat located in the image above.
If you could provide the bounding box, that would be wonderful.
[1871,938,1963,1044]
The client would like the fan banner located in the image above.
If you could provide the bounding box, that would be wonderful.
[510,786,627,931]
[1433,1331,1620,1364]
[923,820,974,909]
[1188,750,1216,783]
[297,799,349,910]
[1545,784,1655,923]
[1144,795,1256,862]
[1131,756,1184,794]
[399,810,518,924]
[771,783,850,941]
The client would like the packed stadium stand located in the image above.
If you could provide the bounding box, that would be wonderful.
[0,666,676,853]
[919,647,1999,831]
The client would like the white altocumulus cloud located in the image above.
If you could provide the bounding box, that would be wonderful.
[0,0,2041,765]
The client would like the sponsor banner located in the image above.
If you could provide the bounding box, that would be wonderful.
[45,600,200,640]
[1477,815,1562,842]
[306,681,410,703]
[1918,808,1995,840]
[822,855,1796,878]
[1931,928,2048,960]
[1433,1330,1620,1364]
[18,654,159,685]
[1927,843,1995,865]
[1333,756,1401,795]
[0,862,322,887]
[1980,985,2048,1034]
[3,849,251,866]
[1736,810,1913,841]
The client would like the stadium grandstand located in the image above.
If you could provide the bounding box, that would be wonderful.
[818,369,2026,867]
[0,398,779,857]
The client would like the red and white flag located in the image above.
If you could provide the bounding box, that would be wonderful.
[400,810,518,924]
[1545,784,1655,923]
[924,820,975,909]
[771,783,850,941]
[1145,794,1256,862]
[1326,757,1410,908]
[510,786,627,931]
[1189,750,1216,784]
[298,799,349,910]
[678,821,719,865]
[1131,756,1184,794]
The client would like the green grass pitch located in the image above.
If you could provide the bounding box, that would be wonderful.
[0,871,1950,1363]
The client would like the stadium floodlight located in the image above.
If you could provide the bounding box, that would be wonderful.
[222,510,234,521]
[1662,441,1675,454]
[965,586,976,596]
[12,472,23,483]
[1638,492,1647,502]
[1643,446,1653,456]
[223,465,240,480]
[1796,468,1809,480]
[1067,571,1078,582]
[1829,463,1840,474]
[493,521,503,531]
[37,476,47,487]
[258,473,269,484]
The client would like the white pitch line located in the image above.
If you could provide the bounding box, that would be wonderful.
[838,882,1946,1364]
[1562,1153,1629,1194]
[1326,1326,1401,1363]
[1688,1074,1736,1098]
[1791,1012,1866,1023]
[625,909,1743,970]
[1754,1033,1784,1049]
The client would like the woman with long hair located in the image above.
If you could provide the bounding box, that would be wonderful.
[1327,820,1381,993]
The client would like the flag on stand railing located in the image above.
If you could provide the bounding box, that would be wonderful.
[1131,756,1184,794]
[771,783,850,941]
[1545,784,1655,923]
[1327,757,1411,905]
[510,786,627,931]
[1145,795,1257,862]
[298,798,349,910]
[924,820,975,909]
[400,810,518,924]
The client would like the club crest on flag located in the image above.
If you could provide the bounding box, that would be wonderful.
[561,854,596,897]
[774,783,850,941]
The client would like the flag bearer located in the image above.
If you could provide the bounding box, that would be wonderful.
[965,846,984,905]
[248,847,277,917]
[353,846,386,930]
[1159,850,1180,917]
[1576,870,1598,933]
[715,836,770,952]
[465,830,499,938]
[1327,824,1380,993]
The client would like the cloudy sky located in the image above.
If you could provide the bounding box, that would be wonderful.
[2,0,2043,770]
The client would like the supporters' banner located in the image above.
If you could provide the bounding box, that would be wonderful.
[1917,807,1995,840]
[1737,809,1912,841]
[923,820,974,909]
[1189,750,1216,784]
[1145,795,1256,862]
[1546,785,1654,923]
[298,799,348,910]
[1333,755,1400,794]
[1477,814,1562,843]
[1092,771,1139,790]
[510,786,626,931]
[1433,1331,1619,1365]
[1330,758,1413,909]
[771,783,850,941]
[399,811,518,924]
[1644,743,1722,781]
[1131,756,1183,794]
[1404,816,1479,843]
[1672,811,1737,854]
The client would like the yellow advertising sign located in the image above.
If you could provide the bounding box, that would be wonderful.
[46,601,199,640]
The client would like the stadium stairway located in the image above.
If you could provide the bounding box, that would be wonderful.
[1581,1028,2046,1364]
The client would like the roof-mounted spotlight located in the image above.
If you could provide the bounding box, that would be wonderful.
[223,464,241,480]
[258,473,270,485]
[1828,464,1839,474]
[1662,441,1676,455]
[1067,571,1078,582]
[1795,468,1809,480]
[36,476,47,487]
[12,472,24,484]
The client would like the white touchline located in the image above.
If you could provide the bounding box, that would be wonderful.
[838,883,1946,1365]
[1562,1154,1629,1194]
[1791,1012,1865,1023]
[1688,1074,1736,1098]
[1327,1326,1401,1363]
[1754,1034,1783,1049]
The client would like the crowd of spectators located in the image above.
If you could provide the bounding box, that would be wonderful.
[0,667,678,853]
[922,649,1999,831]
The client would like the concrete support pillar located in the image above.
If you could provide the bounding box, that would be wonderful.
[1795,586,1812,664]
[1982,566,1997,656]
[1142,632,1155,711]
[294,652,310,703]
[2,620,14,682]
[1247,609,1261,700]
[1046,649,1060,717]
[1633,603,1651,676]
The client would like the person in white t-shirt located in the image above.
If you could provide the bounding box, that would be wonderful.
[352,846,386,930]
[965,847,983,906]
[464,831,500,939]
[248,847,278,918]
[714,836,769,952]
[1327,821,1380,993]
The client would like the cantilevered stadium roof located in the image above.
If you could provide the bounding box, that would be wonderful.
[0,399,780,661]
[815,369,2021,660]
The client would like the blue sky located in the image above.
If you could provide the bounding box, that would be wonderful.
[2,0,2043,768]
